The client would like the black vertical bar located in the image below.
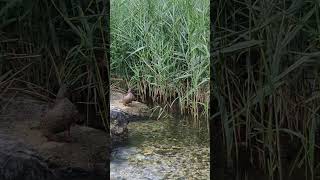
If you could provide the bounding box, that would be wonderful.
[210,0,226,179]
[105,0,111,178]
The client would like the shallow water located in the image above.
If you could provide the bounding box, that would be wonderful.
[110,117,209,180]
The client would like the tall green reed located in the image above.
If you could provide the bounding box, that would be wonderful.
[214,0,320,179]
[111,0,209,123]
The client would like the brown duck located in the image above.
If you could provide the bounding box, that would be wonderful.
[122,88,135,106]
[40,84,81,142]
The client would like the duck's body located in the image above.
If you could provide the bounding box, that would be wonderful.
[40,84,80,142]
[122,89,135,106]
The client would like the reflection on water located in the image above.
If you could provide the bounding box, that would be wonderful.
[110,117,209,180]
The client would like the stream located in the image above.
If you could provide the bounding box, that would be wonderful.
[110,117,209,180]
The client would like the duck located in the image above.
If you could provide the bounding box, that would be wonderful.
[40,84,80,142]
[122,88,135,106]
[40,98,80,142]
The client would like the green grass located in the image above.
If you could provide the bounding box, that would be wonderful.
[213,0,320,179]
[0,0,109,129]
[110,0,210,123]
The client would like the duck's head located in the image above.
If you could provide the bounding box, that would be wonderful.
[56,84,70,99]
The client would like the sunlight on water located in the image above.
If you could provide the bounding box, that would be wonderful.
[110,117,209,180]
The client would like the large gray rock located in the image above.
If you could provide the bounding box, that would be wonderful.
[110,108,130,134]
[110,108,130,145]
[0,134,56,180]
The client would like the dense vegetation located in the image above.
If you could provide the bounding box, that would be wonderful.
[0,1,109,129]
[110,0,210,123]
[213,1,320,179]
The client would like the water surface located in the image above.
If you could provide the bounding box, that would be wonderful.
[110,117,209,179]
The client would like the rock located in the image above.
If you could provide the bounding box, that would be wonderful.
[110,90,151,121]
[110,90,151,145]
[110,108,129,135]
[0,134,57,180]
[29,125,109,179]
